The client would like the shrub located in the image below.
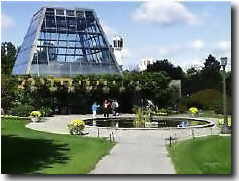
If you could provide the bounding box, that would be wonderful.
[178,96,199,110]
[190,89,222,110]
[133,107,148,127]
[214,97,232,115]
[1,74,19,113]
[178,104,187,113]
[179,89,231,114]
[9,104,35,117]
[6,72,172,115]
[39,107,53,117]
[67,120,85,135]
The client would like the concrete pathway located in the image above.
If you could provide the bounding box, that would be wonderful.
[91,129,175,174]
[26,114,220,174]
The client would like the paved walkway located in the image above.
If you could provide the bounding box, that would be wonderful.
[26,114,220,174]
[91,129,175,174]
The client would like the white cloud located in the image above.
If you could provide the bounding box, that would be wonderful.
[123,39,232,71]
[1,13,15,29]
[122,39,208,69]
[213,40,231,70]
[158,47,169,55]
[191,40,204,49]
[131,1,199,26]
[218,40,231,51]
[149,40,205,57]
[212,40,231,59]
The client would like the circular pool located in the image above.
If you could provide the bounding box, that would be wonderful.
[83,116,214,129]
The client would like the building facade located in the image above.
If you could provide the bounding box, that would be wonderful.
[12,7,122,76]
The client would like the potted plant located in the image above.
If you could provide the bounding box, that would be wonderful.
[30,111,41,122]
[67,119,85,135]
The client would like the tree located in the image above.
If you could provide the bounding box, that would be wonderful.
[182,65,202,96]
[1,42,17,75]
[146,59,185,80]
[226,71,231,96]
[1,74,18,112]
[200,54,222,91]
[186,66,200,77]
[182,55,223,96]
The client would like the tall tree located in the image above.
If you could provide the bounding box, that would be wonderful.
[146,59,185,80]
[200,54,222,91]
[202,54,221,72]
[1,42,17,75]
[182,54,223,96]
[182,66,202,96]
[226,71,231,96]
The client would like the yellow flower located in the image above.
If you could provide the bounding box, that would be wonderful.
[30,111,41,117]
[189,107,198,114]
[69,119,85,127]
[68,119,85,135]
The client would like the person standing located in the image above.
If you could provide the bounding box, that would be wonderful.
[103,100,108,118]
[112,100,116,116]
[112,100,119,116]
[115,100,119,116]
[92,102,100,119]
[103,99,111,118]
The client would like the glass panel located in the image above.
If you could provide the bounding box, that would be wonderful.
[76,11,84,18]
[12,8,43,74]
[13,8,121,76]
[56,9,65,16]
[66,10,75,16]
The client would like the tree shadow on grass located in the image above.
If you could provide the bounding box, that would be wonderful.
[1,135,70,174]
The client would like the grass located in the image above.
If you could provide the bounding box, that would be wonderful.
[1,118,114,174]
[168,135,231,174]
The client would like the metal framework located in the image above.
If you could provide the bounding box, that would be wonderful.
[12,7,122,76]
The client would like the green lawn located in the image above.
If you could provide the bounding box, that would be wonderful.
[168,135,231,174]
[1,118,114,174]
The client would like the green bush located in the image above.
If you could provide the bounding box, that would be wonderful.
[9,104,35,117]
[178,89,232,115]
[3,72,172,115]
[1,74,19,112]
[39,107,53,117]
[133,107,147,128]
[179,89,222,110]
[178,104,187,113]
[190,89,222,110]
[214,97,232,115]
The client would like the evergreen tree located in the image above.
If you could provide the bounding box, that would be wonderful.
[200,54,222,91]
[1,42,17,75]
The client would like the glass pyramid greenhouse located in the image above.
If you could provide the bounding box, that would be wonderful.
[12,7,122,76]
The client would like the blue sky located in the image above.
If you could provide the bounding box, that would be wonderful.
[1,1,231,70]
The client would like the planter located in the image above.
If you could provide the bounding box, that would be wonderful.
[31,117,40,122]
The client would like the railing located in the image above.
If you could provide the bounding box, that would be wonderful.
[166,126,222,147]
